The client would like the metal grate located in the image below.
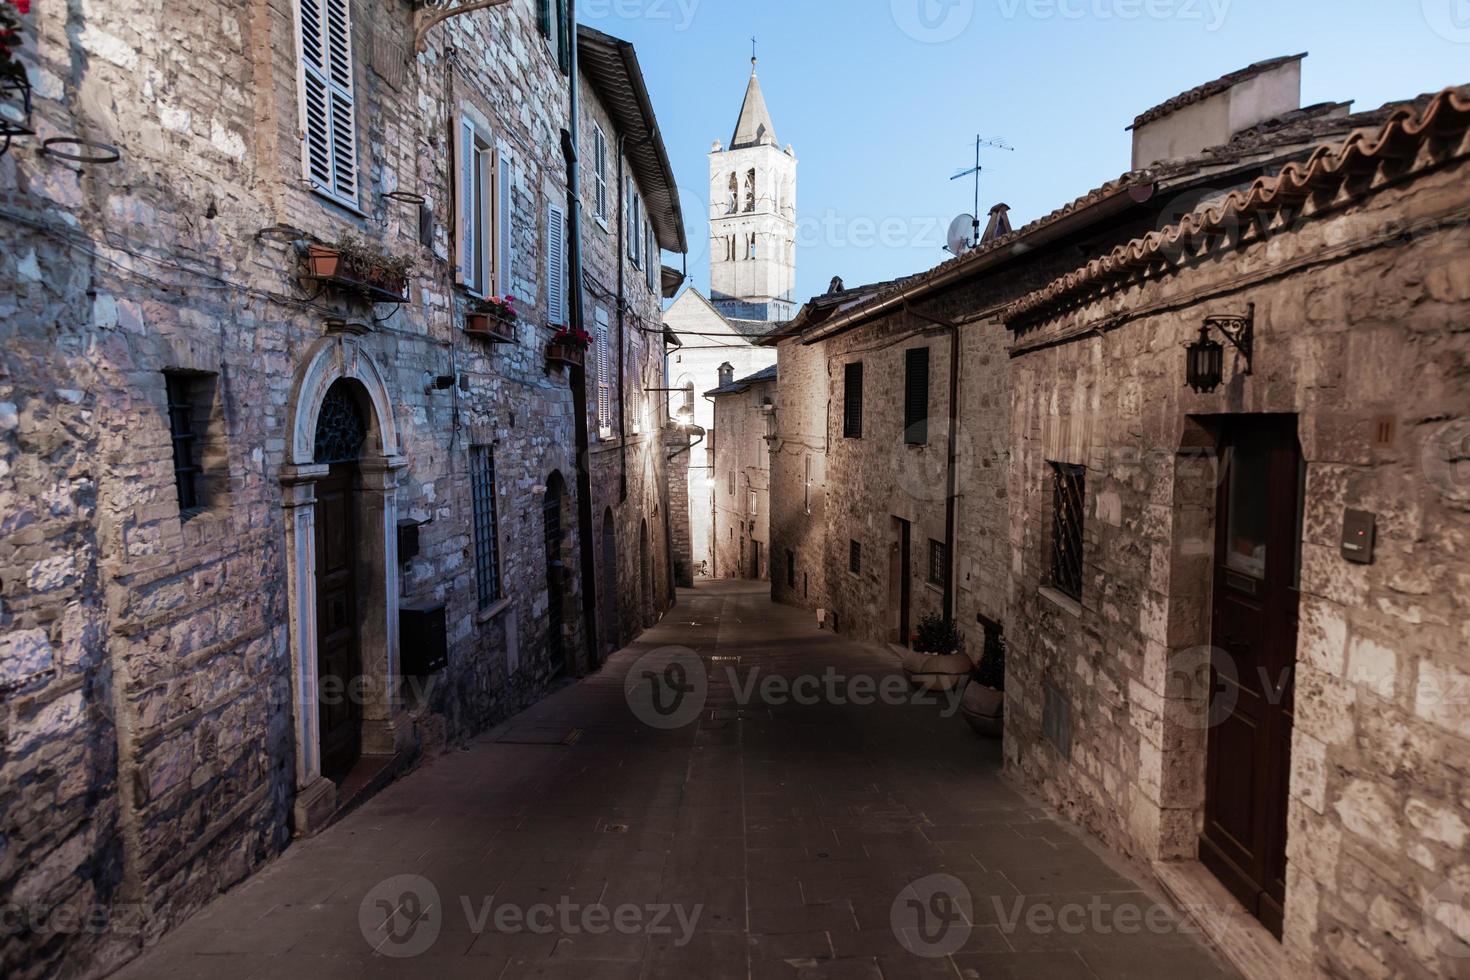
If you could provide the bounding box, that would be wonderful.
[164,373,201,513]
[843,362,863,439]
[849,539,862,576]
[904,347,930,445]
[470,446,502,609]
[928,539,947,586]
[1049,462,1086,601]
[314,381,366,464]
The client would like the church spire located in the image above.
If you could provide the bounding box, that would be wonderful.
[730,57,777,149]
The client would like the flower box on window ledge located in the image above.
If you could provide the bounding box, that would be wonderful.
[305,237,410,305]
[546,328,590,369]
[466,296,518,344]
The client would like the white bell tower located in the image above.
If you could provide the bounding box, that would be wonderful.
[708,57,797,323]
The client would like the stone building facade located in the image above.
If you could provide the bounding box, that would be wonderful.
[1001,90,1470,980]
[0,2,681,977]
[706,364,777,581]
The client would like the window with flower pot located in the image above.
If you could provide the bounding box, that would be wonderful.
[297,0,358,209]
[457,114,510,299]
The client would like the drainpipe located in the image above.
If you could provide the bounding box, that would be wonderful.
[905,302,961,624]
[616,134,628,501]
[563,0,600,673]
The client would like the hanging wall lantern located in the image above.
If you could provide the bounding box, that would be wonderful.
[1185,304,1255,394]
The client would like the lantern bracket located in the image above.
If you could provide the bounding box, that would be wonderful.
[413,0,514,53]
[1202,304,1254,375]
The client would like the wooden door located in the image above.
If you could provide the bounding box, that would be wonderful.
[889,518,912,645]
[315,466,361,782]
[1201,416,1304,939]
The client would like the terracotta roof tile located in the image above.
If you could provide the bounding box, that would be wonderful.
[1003,86,1470,327]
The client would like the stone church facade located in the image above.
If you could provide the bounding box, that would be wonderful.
[0,2,681,977]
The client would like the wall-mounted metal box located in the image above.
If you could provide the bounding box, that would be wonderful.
[400,602,448,676]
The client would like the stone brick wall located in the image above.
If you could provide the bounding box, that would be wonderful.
[769,337,828,614]
[579,73,674,658]
[710,377,774,581]
[0,3,674,976]
[1004,159,1470,978]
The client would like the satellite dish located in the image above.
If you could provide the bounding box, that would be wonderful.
[946,214,976,257]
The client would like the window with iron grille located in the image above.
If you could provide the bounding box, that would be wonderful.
[1048,462,1086,601]
[904,347,930,445]
[849,539,862,576]
[164,372,204,515]
[928,539,947,586]
[843,362,863,439]
[471,446,503,609]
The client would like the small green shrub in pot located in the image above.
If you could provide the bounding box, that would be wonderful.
[912,612,961,656]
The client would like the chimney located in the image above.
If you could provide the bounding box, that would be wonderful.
[981,204,1012,244]
[1129,54,1306,169]
[718,362,735,387]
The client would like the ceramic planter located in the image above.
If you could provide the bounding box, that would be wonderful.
[962,683,1004,738]
[898,648,973,694]
[305,245,408,303]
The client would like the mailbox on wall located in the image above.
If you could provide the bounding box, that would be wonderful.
[400,602,448,676]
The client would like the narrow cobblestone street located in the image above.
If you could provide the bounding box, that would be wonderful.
[111,583,1234,980]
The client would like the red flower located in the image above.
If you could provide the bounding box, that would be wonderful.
[12,0,29,16]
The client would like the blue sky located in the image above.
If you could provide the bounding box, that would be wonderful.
[582,0,1470,304]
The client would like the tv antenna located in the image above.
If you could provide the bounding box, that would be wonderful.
[949,136,1014,249]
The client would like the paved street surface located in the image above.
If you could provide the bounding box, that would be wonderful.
[113,582,1235,980]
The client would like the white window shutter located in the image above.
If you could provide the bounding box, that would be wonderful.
[459,118,476,286]
[496,150,514,298]
[547,202,566,326]
[647,225,658,290]
[596,311,611,430]
[298,0,357,204]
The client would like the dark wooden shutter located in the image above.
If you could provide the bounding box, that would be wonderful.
[843,362,863,439]
[904,347,929,445]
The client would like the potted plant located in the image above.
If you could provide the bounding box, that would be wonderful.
[962,617,1005,738]
[305,234,412,303]
[900,613,971,693]
[1,0,32,144]
[547,326,591,369]
[466,294,518,343]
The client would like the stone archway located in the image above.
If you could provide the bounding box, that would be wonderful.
[281,335,407,835]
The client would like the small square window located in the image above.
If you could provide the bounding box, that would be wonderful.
[849,540,862,576]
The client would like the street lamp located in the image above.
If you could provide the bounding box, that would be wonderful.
[1185,304,1255,394]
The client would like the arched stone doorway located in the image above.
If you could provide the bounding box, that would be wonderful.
[281,335,406,835]
[600,508,618,661]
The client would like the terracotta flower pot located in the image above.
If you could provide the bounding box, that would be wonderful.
[307,244,341,279]
[898,648,973,693]
[467,312,516,343]
[546,342,586,368]
[962,683,1004,738]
